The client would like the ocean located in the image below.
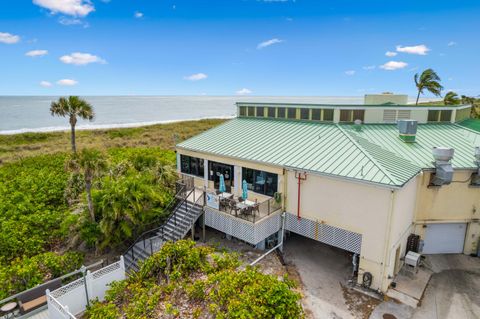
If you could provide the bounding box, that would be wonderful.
[1,96,377,134]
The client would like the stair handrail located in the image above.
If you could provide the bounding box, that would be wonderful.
[160,188,205,242]
[123,187,196,263]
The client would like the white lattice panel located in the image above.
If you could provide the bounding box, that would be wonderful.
[205,208,282,245]
[285,213,362,254]
[254,213,282,244]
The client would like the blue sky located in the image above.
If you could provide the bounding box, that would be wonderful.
[1,0,479,96]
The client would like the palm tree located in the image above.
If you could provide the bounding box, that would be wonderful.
[50,96,94,153]
[68,149,107,222]
[414,69,444,105]
[444,91,460,105]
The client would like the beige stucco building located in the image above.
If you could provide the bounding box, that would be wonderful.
[176,99,479,293]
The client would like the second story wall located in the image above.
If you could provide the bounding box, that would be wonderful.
[415,171,480,222]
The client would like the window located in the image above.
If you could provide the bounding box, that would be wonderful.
[300,108,310,120]
[287,108,296,119]
[242,168,278,196]
[180,155,204,177]
[277,107,286,118]
[323,109,334,121]
[239,106,246,116]
[352,110,365,122]
[312,109,321,121]
[268,107,276,118]
[340,110,352,122]
[256,107,264,117]
[247,107,255,117]
[440,110,452,122]
[428,110,440,122]
[340,109,364,122]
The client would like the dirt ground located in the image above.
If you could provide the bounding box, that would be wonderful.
[283,233,380,319]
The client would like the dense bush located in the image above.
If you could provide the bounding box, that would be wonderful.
[0,154,71,262]
[85,240,304,319]
[0,148,177,299]
[0,252,83,299]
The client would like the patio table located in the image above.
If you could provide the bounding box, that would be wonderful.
[1,302,17,318]
[219,192,233,199]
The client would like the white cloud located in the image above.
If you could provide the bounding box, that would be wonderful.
[396,44,430,55]
[25,50,48,57]
[40,81,52,87]
[0,32,20,44]
[362,65,376,70]
[134,11,143,18]
[380,61,408,71]
[257,38,283,49]
[236,88,252,95]
[57,79,78,86]
[60,52,106,65]
[385,51,397,57]
[59,17,82,25]
[448,41,457,47]
[33,0,94,17]
[344,70,355,76]
[184,73,208,81]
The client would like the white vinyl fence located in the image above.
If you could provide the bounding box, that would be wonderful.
[47,256,126,319]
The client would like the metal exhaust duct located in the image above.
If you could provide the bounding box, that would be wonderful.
[430,147,454,186]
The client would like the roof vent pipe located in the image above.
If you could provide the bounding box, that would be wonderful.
[354,119,363,132]
[430,147,454,186]
[397,120,417,143]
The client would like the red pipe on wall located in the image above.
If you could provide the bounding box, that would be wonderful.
[295,172,307,219]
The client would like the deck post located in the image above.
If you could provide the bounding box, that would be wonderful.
[191,222,195,241]
[202,212,206,242]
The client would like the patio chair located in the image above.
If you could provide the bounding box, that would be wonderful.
[252,199,260,215]
[228,200,238,216]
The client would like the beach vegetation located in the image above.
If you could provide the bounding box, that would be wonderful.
[85,240,304,319]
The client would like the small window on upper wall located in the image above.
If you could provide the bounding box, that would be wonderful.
[256,107,264,117]
[247,107,255,117]
[427,110,440,122]
[312,109,321,121]
[277,107,286,118]
[239,106,246,116]
[267,107,276,118]
[340,110,353,122]
[323,109,334,121]
[440,110,452,122]
[352,110,365,122]
[287,108,296,119]
[300,108,310,120]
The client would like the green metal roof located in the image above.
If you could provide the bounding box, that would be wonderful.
[177,118,480,188]
[458,118,480,132]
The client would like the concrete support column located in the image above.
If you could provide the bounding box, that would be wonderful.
[176,153,181,172]
[204,159,209,189]
[333,108,341,123]
[234,165,242,196]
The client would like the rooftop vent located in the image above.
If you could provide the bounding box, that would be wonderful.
[471,147,480,186]
[397,120,417,143]
[354,119,363,132]
[430,147,454,186]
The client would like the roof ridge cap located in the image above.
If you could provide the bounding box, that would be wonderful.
[335,124,400,185]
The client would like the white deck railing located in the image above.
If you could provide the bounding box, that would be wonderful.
[47,256,126,319]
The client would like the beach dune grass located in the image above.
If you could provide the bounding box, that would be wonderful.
[0,118,225,164]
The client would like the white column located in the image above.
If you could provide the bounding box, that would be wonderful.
[204,159,209,189]
[234,165,242,196]
[333,108,340,123]
[176,153,181,172]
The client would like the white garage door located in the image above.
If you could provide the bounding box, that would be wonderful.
[422,223,466,254]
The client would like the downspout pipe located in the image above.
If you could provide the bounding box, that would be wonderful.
[250,212,286,266]
[295,172,307,219]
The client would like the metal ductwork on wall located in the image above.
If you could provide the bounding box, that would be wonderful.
[430,147,454,186]
[471,146,480,186]
[397,119,417,143]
